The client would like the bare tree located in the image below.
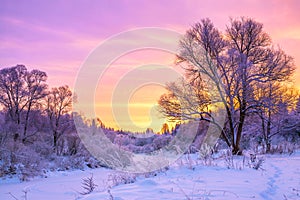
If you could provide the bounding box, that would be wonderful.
[0,65,27,127]
[0,65,48,141]
[158,77,231,147]
[173,17,295,154]
[46,85,73,151]
[23,69,48,141]
[254,82,297,152]
[158,77,211,121]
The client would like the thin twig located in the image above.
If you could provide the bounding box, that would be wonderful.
[7,192,19,200]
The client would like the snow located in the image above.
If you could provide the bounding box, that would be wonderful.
[1,153,299,200]
[0,168,112,200]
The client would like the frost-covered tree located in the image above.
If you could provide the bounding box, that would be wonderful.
[165,17,295,154]
[0,65,27,127]
[23,69,48,141]
[277,93,300,144]
[46,85,73,151]
[253,82,297,152]
[0,65,48,141]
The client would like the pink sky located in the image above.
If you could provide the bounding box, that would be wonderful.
[1,0,300,131]
[1,0,300,86]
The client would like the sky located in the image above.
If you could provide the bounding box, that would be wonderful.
[1,0,300,132]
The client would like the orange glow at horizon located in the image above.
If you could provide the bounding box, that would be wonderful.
[94,49,184,132]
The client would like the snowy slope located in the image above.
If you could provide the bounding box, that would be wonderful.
[1,153,299,200]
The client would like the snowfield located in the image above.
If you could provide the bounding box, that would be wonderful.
[0,152,299,200]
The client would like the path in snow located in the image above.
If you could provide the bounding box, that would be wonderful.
[82,154,300,200]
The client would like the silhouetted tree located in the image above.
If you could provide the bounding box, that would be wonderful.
[160,123,170,134]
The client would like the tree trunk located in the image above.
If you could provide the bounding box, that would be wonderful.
[225,106,236,152]
[53,131,58,149]
[233,103,247,155]
[234,118,245,155]
[23,102,32,142]
[266,142,271,153]
[266,110,272,153]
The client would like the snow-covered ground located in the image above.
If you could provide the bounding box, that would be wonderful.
[1,152,299,200]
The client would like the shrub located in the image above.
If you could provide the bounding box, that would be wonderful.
[0,140,46,180]
[80,174,98,195]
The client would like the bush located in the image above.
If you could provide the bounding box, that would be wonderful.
[80,174,98,195]
[107,172,137,187]
[53,155,85,171]
[134,137,153,146]
[152,135,172,150]
[0,140,46,180]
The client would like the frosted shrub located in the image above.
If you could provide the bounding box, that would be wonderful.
[134,137,153,146]
[141,144,155,153]
[252,157,264,170]
[198,143,214,166]
[31,138,53,159]
[114,134,132,146]
[0,139,46,180]
[269,142,297,155]
[221,149,246,170]
[80,174,98,195]
[245,153,265,170]
[64,133,81,155]
[223,149,234,169]
[86,157,102,169]
[15,144,45,180]
[152,135,172,150]
[54,155,85,171]
[0,144,14,176]
[105,131,116,143]
[107,172,137,187]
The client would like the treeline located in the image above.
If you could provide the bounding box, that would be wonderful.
[0,65,93,180]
